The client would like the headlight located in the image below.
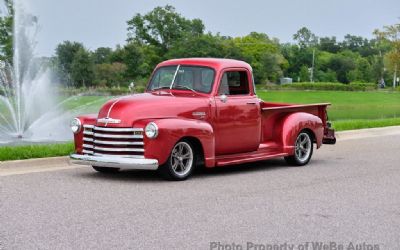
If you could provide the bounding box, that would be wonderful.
[145,122,158,139]
[70,118,82,134]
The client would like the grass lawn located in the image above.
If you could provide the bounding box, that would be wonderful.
[0,143,74,161]
[258,90,400,131]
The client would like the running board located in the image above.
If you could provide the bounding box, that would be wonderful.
[215,148,288,167]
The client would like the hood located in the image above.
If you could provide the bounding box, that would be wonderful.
[97,92,210,127]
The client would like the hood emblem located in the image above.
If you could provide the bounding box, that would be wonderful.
[97,117,121,124]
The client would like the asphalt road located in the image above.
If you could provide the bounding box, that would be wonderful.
[1,134,400,250]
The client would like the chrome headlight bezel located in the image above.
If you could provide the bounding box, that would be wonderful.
[70,118,82,134]
[145,122,158,139]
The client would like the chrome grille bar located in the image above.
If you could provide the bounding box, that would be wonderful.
[93,127,143,132]
[94,140,144,146]
[93,153,145,159]
[93,133,143,139]
[82,125,145,157]
[94,146,144,152]
[83,149,94,154]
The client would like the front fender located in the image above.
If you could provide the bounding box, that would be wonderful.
[135,118,215,167]
[281,112,324,154]
[74,114,97,153]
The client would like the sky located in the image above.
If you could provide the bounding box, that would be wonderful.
[14,0,400,56]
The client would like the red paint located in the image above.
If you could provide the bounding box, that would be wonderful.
[73,58,335,168]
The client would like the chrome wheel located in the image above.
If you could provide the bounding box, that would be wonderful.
[170,141,194,177]
[295,132,312,163]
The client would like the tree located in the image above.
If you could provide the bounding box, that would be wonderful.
[319,36,340,53]
[0,0,13,62]
[328,53,356,83]
[123,42,145,78]
[127,5,204,52]
[377,23,400,88]
[293,27,318,48]
[166,33,226,58]
[94,62,127,87]
[55,41,85,85]
[233,32,285,83]
[71,48,94,87]
[92,47,112,64]
[299,65,310,82]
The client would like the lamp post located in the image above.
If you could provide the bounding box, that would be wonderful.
[310,48,315,83]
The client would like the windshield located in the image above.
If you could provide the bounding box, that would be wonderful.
[148,65,215,93]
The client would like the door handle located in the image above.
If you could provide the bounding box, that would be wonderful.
[246,102,257,105]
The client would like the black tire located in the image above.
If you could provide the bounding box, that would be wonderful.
[284,131,314,166]
[92,166,120,173]
[158,140,197,181]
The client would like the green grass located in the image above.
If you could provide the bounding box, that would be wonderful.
[333,118,400,131]
[258,90,400,130]
[0,143,74,161]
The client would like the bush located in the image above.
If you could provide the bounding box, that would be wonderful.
[262,82,377,91]
[58,87,138,96]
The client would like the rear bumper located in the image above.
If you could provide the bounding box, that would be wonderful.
[70,154,159,170]
[323,127,336,145]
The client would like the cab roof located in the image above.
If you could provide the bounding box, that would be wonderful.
[157,58,252,72]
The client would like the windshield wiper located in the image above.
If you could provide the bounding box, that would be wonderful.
[169,65,180,90]
[173,85,199,94]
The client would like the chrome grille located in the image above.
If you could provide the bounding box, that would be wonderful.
[82,125,144,158]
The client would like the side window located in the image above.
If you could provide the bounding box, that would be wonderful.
[218,71,250,95]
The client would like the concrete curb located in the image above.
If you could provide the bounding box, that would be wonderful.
[0,156,69,170]
[1,126,399,169]
[336,125,400,141]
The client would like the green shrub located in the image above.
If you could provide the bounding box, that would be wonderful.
[262,82,377,91]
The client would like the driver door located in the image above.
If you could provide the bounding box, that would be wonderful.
[214,69,261,155]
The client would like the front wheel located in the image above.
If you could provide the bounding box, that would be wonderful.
[285,131,313,166]
[158,140,196,181]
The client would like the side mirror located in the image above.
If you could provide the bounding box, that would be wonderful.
[220,94,227,103]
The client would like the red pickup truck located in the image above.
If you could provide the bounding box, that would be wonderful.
[70,58,336,180]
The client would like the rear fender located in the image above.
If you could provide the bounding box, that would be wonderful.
[135,118,215,167]
[281,112,324,154]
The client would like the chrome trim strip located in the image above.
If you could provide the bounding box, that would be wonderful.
[83,144,94,149]
[93,133,143,139]
[83,131,94,136]
[93,153,144,159]
[82,149,94,154]
[96,117,121,124]
[83,137,93,142]
[70,154,158,170]
[94,140,144,146]
[94,146,145,152]
[83,125,94,129]
[93,127,143,132]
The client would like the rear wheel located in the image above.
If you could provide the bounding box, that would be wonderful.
[158,140,196,181]
[92,166,120,173]
[285,131,313,166]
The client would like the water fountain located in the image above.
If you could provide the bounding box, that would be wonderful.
[0,0,73,144]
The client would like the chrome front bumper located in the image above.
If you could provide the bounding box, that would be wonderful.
[70,154,159,170]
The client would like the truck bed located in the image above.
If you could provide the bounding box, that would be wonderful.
[260,101,335,144]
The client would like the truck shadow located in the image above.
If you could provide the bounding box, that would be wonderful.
[75,158,310,183]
